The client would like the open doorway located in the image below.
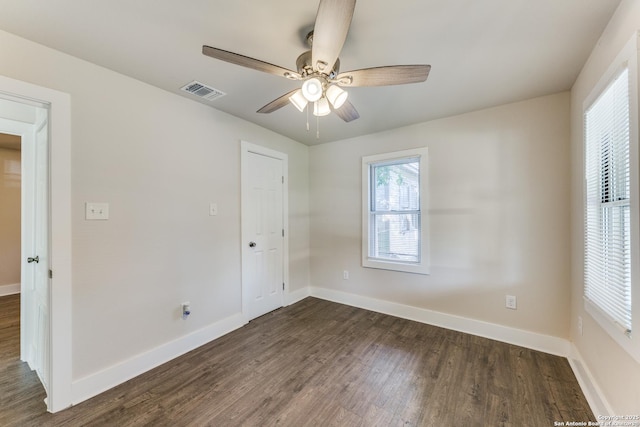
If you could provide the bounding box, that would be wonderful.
[0,132,21,297]
[0,132,48,411]
[0,97,51,405]
[0,75,72,412]
[0,132,23,383]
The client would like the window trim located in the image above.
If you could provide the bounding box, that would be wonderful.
[582,32,640,363]
[362,147,430,275]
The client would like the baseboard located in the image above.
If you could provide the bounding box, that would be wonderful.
[0,283,20,297]
[309,286,570,357]
[285,286,310,306]
[568,344,614,417]
[71,312,247,406]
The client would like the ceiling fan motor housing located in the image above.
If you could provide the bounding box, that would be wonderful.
[296,50,340,79]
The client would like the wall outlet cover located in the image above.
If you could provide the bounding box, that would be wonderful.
[85,202,109,220]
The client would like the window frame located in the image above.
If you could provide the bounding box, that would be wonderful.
[582,32,640,363]
[362,147,430,275]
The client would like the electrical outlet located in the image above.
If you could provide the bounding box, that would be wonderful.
[343,270,349,280]
[578,316,583,336]
[505,295,517,310]
[182,302,191,320]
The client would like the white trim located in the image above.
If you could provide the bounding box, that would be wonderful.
[71,313,246,405]
[0,75,72,413]
[284,286,310,306]
[240,140,290,322]
[310,286,570,357]
[568,344,615,417]
[0,283,20,296]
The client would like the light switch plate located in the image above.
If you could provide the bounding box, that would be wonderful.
[209,203,218,216]
[85,202,109,220]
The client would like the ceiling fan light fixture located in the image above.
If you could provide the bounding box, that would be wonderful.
[313,98,331,117]
[289,89,308,112]
[302,77,323,102]
[326,85,348,109]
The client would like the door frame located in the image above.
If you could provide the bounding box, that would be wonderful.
[0,117,38,362]
[0,75,72,413]
[240,140,289,321]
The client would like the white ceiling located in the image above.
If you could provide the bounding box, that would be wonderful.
[0,0,621,145]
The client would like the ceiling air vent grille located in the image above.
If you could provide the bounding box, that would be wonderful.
[180,81,226,101]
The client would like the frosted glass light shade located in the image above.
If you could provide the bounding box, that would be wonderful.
[326,85,348,109]
[289,89,308,112]
[313,98,331,116]
[302,78,323,102]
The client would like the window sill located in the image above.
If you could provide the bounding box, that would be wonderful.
[363,258,430,275]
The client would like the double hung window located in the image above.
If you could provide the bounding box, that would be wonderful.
[583,32,640,362]
[362,148,429,274]
[584,67,632,334]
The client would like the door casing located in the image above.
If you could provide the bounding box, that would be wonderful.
[0,75,72,413]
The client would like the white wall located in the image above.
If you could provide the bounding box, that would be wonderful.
[310,92,571,339]
[570,0,640,414]
[0,29,309,382]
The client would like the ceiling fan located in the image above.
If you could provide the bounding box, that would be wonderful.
[202,0,430,123]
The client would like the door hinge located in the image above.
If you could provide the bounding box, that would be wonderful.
[49,269,53,279]
[282,229,284,237]
[283,282,285,291]
[282,176,284,184]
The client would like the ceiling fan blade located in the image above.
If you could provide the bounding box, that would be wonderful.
[333,100,359,122]
[203,46,301,80]
[257,89,300,114]
[311,0,356,74]
[336,65,431,87]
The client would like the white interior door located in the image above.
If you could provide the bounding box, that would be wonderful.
[242,145,285,320]
[0,104,50,395]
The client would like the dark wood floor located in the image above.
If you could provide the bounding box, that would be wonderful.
[1,294,594,426]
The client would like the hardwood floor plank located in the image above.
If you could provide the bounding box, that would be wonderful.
[0,295,595,426]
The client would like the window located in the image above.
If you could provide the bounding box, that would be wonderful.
[584,67,631,332]
[362,148,429,274]
[583,32,640,362]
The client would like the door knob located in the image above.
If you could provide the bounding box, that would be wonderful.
[249,242,257,248]
[27,256,39,264]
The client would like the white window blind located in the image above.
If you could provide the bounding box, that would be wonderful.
[584,67,632,333]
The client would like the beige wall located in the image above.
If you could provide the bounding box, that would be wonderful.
[570,0,640,413]
[0,146,20,286]
[0,29,309,379]
[310,92,571,339]
[1,0,638,412]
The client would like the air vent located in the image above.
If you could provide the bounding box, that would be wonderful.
[180,81,226,101]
